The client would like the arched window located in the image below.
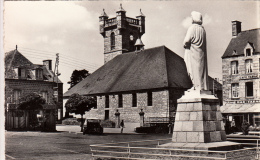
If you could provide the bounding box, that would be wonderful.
[111,32,115,50]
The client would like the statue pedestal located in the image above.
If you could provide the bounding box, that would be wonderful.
[159,90,242,151]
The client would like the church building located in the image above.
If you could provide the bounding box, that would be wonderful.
[63,5,221,130]
[221,21,260,129]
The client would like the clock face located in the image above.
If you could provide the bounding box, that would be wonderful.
[130,35,134,41]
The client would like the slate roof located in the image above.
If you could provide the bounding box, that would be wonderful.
[222,28,260,58]
[64,46,193,97]
[5,49,62,83]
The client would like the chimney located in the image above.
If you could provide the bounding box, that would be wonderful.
[232,20,242,37]
[43,60,52,70]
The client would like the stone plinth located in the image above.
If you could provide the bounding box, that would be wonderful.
[159,90,242,151]
[173,95,226,143]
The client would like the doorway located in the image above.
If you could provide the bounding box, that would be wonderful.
[233,115,243,131]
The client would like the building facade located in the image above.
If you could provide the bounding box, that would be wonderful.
[5,48,63,131]
[221,21,260,129]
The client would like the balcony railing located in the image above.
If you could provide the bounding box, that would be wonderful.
[105,18,117,27]
[126,17,139,25]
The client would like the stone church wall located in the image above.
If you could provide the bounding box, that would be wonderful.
[85,90,169,123]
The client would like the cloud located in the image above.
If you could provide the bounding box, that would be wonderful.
[181,16,192,29]
[181,13,212,28]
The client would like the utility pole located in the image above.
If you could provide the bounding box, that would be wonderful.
[53,53,61,121]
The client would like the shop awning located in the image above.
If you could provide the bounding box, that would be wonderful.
[220,103,260,113]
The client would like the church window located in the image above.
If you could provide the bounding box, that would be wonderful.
[111,32,115,50]
[147,92,153,106]
[118,94,123,108]
[246,82,253,97]
[105,95,109,108]
[231,61,238,75]
[231,83,239,98]
[105,110,109,120]
[93,96,97,109]
[132,93,137,107]
[245,59,253,73]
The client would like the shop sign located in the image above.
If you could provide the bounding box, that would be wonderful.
[239,75,259,80]
[227,100,260,104]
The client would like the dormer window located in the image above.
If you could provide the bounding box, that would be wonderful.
[245,59,253,73]
[111,32,115,50]
[246,48,252,56]
[244,42,254,57]
[231,61,238,75]
[36,68,43,80]
[18,68,26,79]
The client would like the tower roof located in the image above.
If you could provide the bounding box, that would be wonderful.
[100,9,108,17]
[117,4,126,12]
[137,9,145,17]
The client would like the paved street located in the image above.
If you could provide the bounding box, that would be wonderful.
[5,127,171,160]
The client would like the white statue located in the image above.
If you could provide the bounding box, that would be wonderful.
[183,11,209,91]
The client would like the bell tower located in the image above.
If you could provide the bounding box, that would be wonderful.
[99,4,145,63]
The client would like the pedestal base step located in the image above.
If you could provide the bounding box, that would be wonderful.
[158,141,243,151]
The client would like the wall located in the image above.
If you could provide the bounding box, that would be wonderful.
[85,90,170,123]
[5,79,55,105]
[222,54,260,102]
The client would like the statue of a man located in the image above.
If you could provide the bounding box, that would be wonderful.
[183,11,209,91]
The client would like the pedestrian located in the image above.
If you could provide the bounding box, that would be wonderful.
[231,119,236,134]
[120,120,124,133]
[168,122,174,134]
[225,120,231,134]
[241,120,250,135]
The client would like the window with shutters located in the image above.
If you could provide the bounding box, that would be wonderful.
[231,61,238,75]
[245,59,253,73]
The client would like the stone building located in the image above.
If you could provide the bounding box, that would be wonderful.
[221,21,260,129]
[5,47,63,131]
[64,5,222,130]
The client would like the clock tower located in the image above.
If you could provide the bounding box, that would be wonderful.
[99,4,145,63]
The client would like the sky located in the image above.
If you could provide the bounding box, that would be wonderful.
[3,1,260,92]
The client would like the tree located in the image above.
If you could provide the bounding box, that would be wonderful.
[67,69,90,90]
[65,93,96,132]
[18,93,46,110]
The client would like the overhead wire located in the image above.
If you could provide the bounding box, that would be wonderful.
[4,43,103,67]
[4,45,103,71]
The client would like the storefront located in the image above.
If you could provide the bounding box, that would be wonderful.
[221,102,260,130]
